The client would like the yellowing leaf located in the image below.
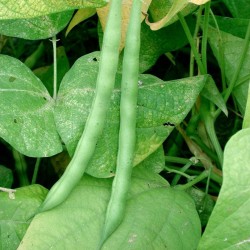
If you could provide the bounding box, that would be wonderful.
[65,8,97,36]
[0,0,107,19]
[97,0,152,51]
[147,0,210,30]
[190,0,209,4]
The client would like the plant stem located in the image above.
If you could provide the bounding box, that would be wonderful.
[201,99,223,167]
[209,9,226,90]
[31,158,41,184]
[190,6,203,77]
[176,170,209,190]
[178,13,206,75]
[52,36,58,100]
[170,161,193,185]
[201,1,211,74]
[165,156,202,166]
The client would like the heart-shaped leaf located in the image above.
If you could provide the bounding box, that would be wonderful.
[198,128,250,249]
[0,55,62,157]
[55,51,208,177]
[18,168,201,249]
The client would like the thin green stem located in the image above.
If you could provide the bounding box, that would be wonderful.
[31,158,41,184]
[165,156,202,166]
[52,36,58,100]
[205,167,212,195]
[201,1,211,74]
[170,161,193,186]
[175,170,209,191]
[201,99,223,166]
[165,166,192,179]
[178,13,206,74]
[190,6,203,76]
[209,9,226,90]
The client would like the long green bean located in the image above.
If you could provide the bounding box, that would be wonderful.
[100,0,142,246]
[38,0,123,213]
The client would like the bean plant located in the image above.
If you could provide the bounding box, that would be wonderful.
[0,0,250,249]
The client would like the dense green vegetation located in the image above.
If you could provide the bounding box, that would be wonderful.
[0,0,250,249]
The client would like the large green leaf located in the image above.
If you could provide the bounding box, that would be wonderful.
[18,168,201,249]
[198,128,250,249]
[0,11,73,40]
[55,51,208,178]
[208,27,250,114]
[0,184,48,250]
[0,55,62,157]
[222,0,250,18]
[0,0,106,20]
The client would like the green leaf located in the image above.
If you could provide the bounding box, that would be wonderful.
[18,170,200,249]
[136,145,165,174]
[0,0,107,20]
[138,16,195,72]
[0,184,48,250]
[198,128,250,249]
[0,11,73,40]
[222,0,250,18]
[208,27,250,114]
[186,188,215,227]
[0,165,13,188]
[201,76,228,116]
[209,16,249,39]
[0,55,62,157]
[55,51,208,178]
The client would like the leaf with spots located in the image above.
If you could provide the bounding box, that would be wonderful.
[0,0,107,20]
[54,51,209,178]
[0,55,62,157]
[0,184,48,250]
[0,11,74,40]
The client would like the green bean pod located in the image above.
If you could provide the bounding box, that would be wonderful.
[38,0,123,213]
[100,0,142,245]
